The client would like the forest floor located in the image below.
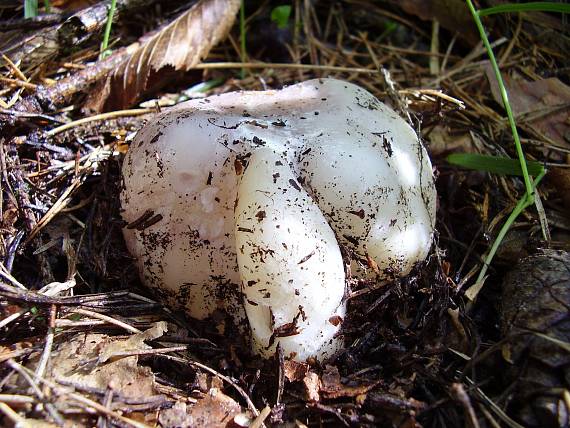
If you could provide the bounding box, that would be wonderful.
[0,1,569,427]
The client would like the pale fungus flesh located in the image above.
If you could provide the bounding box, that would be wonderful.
[121,78,436,361]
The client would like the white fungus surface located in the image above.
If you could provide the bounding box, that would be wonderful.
[121,78,436,361]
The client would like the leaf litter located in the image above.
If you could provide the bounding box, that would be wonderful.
[0,1,569,427]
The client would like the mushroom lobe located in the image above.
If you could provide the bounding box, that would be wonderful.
[120,78,436,361]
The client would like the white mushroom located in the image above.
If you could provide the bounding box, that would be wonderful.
[121,78,436,361]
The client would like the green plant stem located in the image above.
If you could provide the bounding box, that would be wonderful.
[466,0,533,197]
[24,0,38,18]
[475,171,545,285]
[478,2,570,17]
[100,0,117,57]
[240,0,247,79]
[44,0,50,13]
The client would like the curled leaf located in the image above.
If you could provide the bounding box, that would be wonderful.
[101,0,240,110]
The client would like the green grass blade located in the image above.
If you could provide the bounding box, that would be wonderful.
[44,0,50,13]
[468,171,545,303]
[447,153,545,176]
[24,0,38,18]
[100,0,117,59]
[478,2,570,17]
[466,0,533,196]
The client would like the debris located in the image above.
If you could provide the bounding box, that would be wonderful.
[159,388,243,428]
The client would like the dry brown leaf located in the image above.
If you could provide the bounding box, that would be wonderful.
[427,126,476,156]
[319,365,380,399]
[399,0,478,45]
[27,322,168,405]
[98,0,240,111]
[159,388,242,428]
[283,359,309,382]
[97,320,167,364]
[485,69,570,149]
[303,371,321,402]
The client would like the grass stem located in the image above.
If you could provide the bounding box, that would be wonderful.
[474,171,545,287]
[466,0,533,197]
[100,0,117,59]
[478,2,570,17]
[24,0,38,18]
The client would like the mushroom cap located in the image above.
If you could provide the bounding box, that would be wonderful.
[121,78,436,359]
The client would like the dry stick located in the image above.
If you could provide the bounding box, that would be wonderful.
[441,33,458,73]
[478,403,503,428]
[34,304,57,382]
[36,48,129,108]
[303,0,319,66]
[40,145,114,184]
[61,385,152,428]
[0,279,75,329]
[398,89,465,109]
[250,405,272,428]
[25,178,82,244]
[105,346,189,359]
[428,37,508,87]
[0,108,63,123]
[0,312,23,329]
[97,383,115,428]
[429,20,440,76]
[46,108,154,136]
[348,280,389,300]
[463,376,524,428]
[1,287,151,306]
[499,15,523,67]
[360,32,383,72]
[0,76,37,90]
[71,308,141,334]
[4,139,38,233]
[194,61,378,74]
[451,383,481,428]
[0,262,26,289]
[162,354,261,418]
[5,359,65,425]
[0,394,36,405]
[2,54,28,82]
[13,361,152,428]
[0,402,27,425]
[55,319,107,327]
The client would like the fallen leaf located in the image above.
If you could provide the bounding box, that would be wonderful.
[399,0,478,45]
[320,365,380,399]
[159,388,242,428]
[34,322,168,402]
[485,69,570,148]
[98,320,168,363]
[303,371,320,402]
[283,359,309,382]
[427,126,475,156]
[97,0,240,111]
